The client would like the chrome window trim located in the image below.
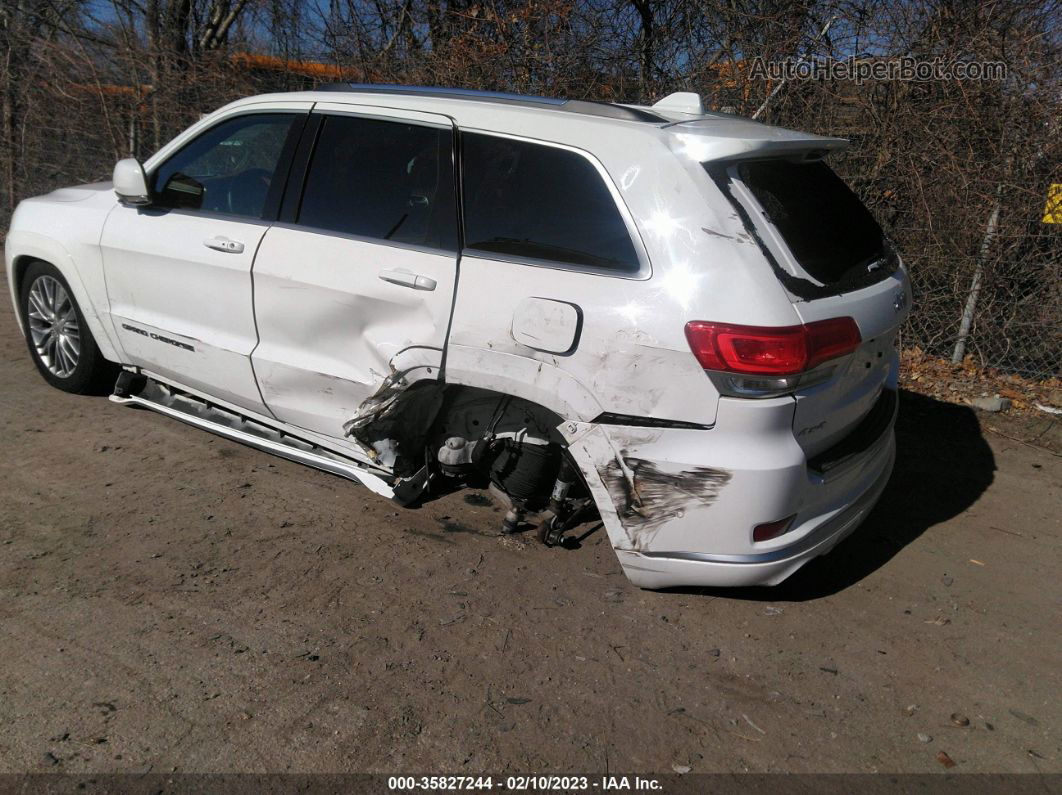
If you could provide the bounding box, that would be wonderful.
[269,221,459,258]
[143,207,274,227]
[310,105,455,131]
[461,251,639,280]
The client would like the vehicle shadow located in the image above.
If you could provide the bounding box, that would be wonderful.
[668,389,996,602]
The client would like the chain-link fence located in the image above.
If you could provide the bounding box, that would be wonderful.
[898,235,1060,380]
[736,73,1060,382]
[2,2,1059,381]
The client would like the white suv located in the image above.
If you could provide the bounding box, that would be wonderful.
[5,85,909,589]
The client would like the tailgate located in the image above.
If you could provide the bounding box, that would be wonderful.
[791,274,908,458]
[700,150,911,458]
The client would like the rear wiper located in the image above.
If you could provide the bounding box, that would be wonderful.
[835,248,896,285]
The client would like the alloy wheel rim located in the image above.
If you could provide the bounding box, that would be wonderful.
[27,275,80,378]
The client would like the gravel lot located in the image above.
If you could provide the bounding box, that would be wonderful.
[0,272,1058,775]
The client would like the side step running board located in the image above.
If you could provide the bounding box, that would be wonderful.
[109,377,395,498]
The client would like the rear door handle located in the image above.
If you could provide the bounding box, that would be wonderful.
[204,236,245,254]
[378,269,437,291]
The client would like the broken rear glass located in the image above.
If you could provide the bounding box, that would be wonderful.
[709,158,896,296]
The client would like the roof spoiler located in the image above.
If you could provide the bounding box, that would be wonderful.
[668,118,848,163]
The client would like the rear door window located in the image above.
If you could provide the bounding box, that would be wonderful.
[296,114,457,251]
[722,159,891,288]
[461,133,640,272]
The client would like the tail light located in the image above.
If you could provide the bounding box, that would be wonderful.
[684,318,861,376]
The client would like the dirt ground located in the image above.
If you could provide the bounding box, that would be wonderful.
[0,272,1059,776]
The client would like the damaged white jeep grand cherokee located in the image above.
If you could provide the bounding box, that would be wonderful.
[6,85,910,589]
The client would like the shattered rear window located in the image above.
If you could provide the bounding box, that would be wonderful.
[735,159,888,286]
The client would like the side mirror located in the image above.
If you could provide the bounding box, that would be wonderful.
[113,158,151,206]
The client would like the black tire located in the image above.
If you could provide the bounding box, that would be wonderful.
[19,260,118,394]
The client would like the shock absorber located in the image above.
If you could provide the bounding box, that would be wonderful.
[548,458,577,516]
[538,458,578,547]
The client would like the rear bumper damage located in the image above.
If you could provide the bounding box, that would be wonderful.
[614,441,894,588]
[563,391,897,589]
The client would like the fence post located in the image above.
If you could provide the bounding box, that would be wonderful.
[951,196,1001,364]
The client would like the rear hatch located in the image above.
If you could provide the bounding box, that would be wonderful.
[790,279,905,461]
[699,142,910,461]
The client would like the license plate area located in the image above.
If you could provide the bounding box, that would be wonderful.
[807,387,896,476]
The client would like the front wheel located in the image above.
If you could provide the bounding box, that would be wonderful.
[20,260,117,394]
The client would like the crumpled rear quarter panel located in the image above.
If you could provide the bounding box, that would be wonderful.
[563,395,806,557]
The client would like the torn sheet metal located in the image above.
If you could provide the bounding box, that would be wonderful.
[336,346,447,472]
[565,424,731,553]
[600,455,731,545]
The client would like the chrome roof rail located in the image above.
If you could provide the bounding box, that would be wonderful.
[315,83,668,123]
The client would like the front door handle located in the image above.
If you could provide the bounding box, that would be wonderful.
[204,236,245,254]
[378,269,437,291]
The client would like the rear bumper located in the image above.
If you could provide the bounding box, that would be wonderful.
[615,437,894,588]
[565,389,898,589]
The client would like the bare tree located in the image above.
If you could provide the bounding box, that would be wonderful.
[1,0,1058,377]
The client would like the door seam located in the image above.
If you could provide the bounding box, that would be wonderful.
[246,228,280,421]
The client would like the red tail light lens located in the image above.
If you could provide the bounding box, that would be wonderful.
[684,318,861,376]
[803,317,864,370]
